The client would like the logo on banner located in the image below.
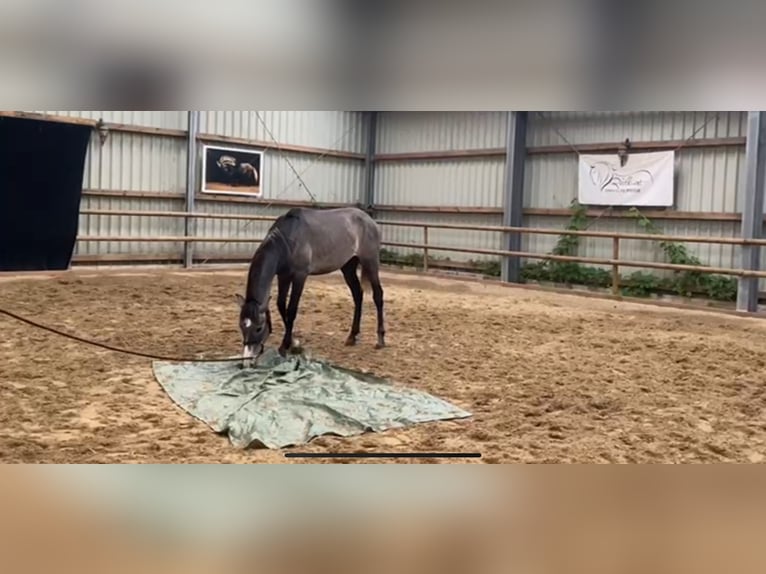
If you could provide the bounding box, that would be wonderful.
[578,150,674,207]
[588,161,654,194]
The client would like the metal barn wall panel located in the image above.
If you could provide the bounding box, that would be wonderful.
[376,212,503,263]
[74,129,188,260]
[523,111,747,285]
[75,195,185,260]
[198,111,368,211]
[375,112,505,263]
[377,112,507,153]
[15,110,755,283]
[376,158,505,208]
[193,203,287,261]
[199,111,367,154]
[46,117,186,261]
[245,152,365,205]
[375,111,750,278]
[86,132,187,193]
[375,157,505,262]
[189,151,367,260]
[18,110,367,263]
[527,112,746,147]
[524,147,744,212]
[32,110,188,130]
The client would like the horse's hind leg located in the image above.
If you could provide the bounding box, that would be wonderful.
[361,261,386,349]
[341,258,363,346]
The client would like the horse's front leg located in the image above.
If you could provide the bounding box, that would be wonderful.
[276,274,290,326]
[265,307,273,335]
[275,274,298,352]
[279,274,307,357]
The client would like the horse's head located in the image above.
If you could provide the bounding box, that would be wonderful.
[238,162,259,185]
[217,155,237,173]
[235,294,272,365]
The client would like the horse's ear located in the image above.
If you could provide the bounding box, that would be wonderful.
[234,294,245,308]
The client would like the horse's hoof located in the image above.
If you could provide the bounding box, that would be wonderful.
[288,338,302,354]
[375,342,386,350]
[278,346,288,358]
[344,336,357,347]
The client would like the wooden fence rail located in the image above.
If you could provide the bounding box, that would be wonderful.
[80,209,277,222]
[78,236,264,243]
[75,208,766,293]
[79,208,766,245]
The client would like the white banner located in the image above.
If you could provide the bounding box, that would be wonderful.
[577,150,675,206]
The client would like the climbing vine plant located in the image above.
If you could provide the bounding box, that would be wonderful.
[379,199,737,303]
[520,200,737,302]
[521,200,612,289]
[625,208,737,301]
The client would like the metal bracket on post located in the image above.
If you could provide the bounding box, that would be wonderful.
[501,111,528,283]
[618,138,631,166]
[736,111,766,313]
[96,118,109,146]
[184,111,201,269]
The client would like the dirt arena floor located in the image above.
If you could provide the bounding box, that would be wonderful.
[2,267,766,463]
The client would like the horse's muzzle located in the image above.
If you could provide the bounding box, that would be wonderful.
[240,344,264,368]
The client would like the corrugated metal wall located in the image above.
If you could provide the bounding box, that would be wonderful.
[78,128,188,260]
[22,111,367,264]
[40,111,190,261]
[376,112,507,153]
[524,112,747,279]
[526,112,745,146]
[194,111,367,262]
[10,111,756,290]
[374,111,751,286]
[34,111,188,130]
[199,111,366,154]
[375,112,507,263]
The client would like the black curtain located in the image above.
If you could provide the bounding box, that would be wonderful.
[0,116,92,271]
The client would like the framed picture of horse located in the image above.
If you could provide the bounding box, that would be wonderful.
[201,144,264,197]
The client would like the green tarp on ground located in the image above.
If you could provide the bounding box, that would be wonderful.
[152,350,472,449]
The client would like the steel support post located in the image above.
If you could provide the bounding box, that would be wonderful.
[501,111,528,282]
[736,111,766,313]
[363,111,378,211]
[184,111,201,268]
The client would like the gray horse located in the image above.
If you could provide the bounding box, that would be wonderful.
[235,207,386,365]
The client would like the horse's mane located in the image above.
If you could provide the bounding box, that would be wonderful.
[252,208,304,260]
[270,208,303,240]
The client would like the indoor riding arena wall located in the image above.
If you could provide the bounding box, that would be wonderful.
[20,111,368,266]
[524,112,747,282]
[375,112,753,282]
[2,110,766,463]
